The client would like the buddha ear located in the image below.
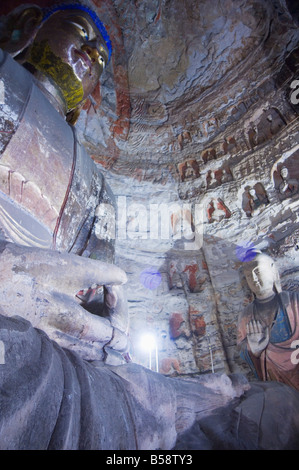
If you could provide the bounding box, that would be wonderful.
[272,261,282,293]
[66,101,86,126]
[0,5,43,58]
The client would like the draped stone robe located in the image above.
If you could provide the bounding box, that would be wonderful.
[0,48,114,262]
[1,313,299,450]
[238,291,299,391]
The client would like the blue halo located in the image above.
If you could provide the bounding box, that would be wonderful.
[140,267,162,290]
[235,241,259,262]
[42,3,112,62]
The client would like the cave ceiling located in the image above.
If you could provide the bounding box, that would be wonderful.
[78,0,299,184]
[1,0,299,183]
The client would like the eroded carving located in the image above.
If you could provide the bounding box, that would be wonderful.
[278,166,299,199]
[242,184,269,217]
[178,159,200,182]
[207,198,231,223]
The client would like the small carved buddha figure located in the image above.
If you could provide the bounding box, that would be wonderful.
[207,198,230,223]
[183,161,196,180]
[247,188,262,216]
[278,166,299,198]
[206,170,218,189]
[244,185,269,217]
[220,168,232,184]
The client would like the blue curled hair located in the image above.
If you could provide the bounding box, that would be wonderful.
[42,3,112,62]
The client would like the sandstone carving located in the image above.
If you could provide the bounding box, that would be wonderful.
[206,170,218,189]
[206,168,233,189]
[202,148,217,164]
[207,198,231,223]
[242,184,269,217]
[179,159,200,182]
[248,108,286,149]
[1,312,299,450]
[0,3,128,360]
[278,166,299,198]
[220,168,233,184]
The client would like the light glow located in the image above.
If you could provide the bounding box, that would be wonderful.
[139,332,159,372]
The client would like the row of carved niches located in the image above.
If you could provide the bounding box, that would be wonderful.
[206,185,269,223]
[178,160,233,185]
[212,107,286,158]
[179,151,299,224]
[202,138,238,163]
[216,160,299,222]
[176,108,293,175]
[173,41,299,161]
[170,60,297,154]
[274,47,299,133]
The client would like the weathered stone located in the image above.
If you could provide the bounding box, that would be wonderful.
[1,313,299,450]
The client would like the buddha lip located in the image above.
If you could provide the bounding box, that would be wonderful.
[74,49,92,71]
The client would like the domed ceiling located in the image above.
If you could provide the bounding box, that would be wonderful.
[76,0,299,180]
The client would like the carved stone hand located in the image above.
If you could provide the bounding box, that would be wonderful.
[0,241,129,360]
[246,319,269,357]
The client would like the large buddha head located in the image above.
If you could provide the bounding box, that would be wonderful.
[242,251,282,300]
[0,3,112,119]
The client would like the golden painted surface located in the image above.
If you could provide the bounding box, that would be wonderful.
[28,40,84,110]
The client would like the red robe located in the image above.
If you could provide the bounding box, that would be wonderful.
[238,291,299,391]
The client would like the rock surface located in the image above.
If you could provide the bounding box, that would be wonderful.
[85,0,299,378]
[1,313,299,450]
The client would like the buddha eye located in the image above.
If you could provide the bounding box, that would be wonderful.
[68,21,89,40]
[80,27,89,40]
[98,56,106,68]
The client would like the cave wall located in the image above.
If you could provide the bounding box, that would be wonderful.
[92,0,299,377]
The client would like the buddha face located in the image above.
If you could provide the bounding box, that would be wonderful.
[27,9,109,111]
[244,255,276,300]
[281,167,289,179]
